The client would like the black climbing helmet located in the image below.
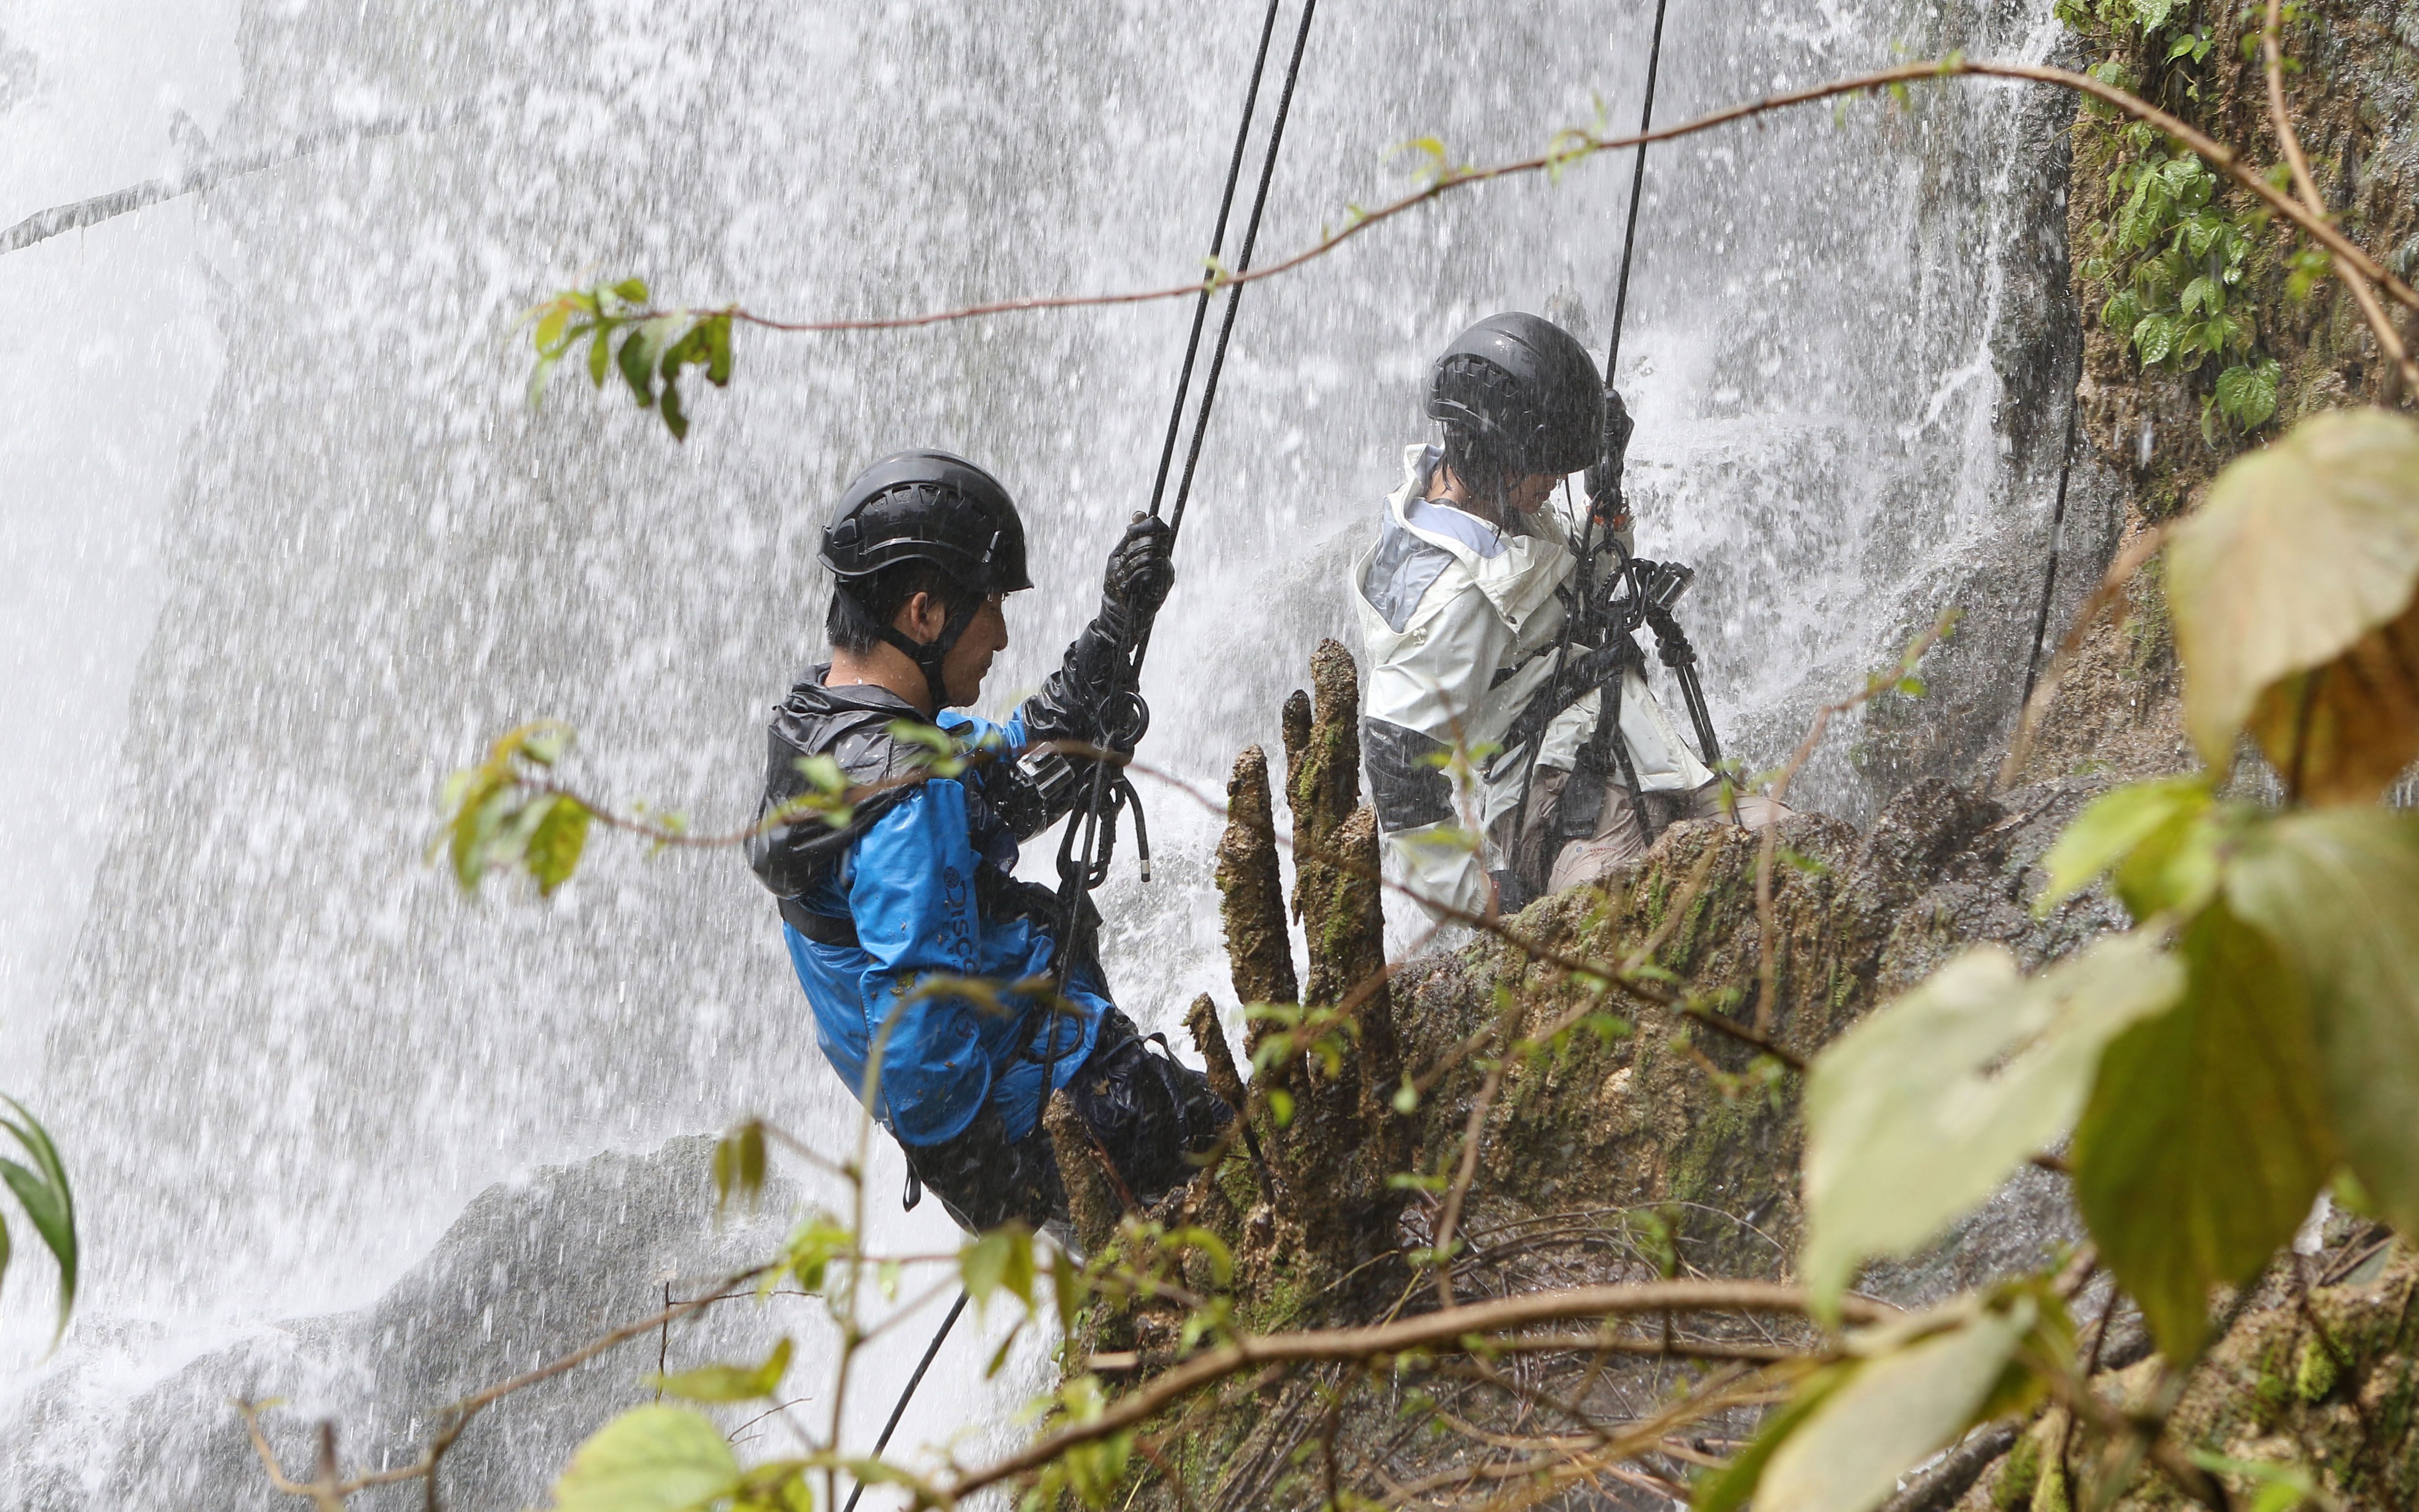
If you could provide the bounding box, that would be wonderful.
[818,449,1033,595]
[820,449,1032,707]
[1425,312,1604,479]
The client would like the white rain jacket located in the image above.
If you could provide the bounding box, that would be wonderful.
[1351,444,1712,919]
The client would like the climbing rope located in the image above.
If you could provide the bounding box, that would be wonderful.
[1045,0,1321,992]
[2021,346,2088,709]
[852,12,1324,1491]
[1514,0,1678,848]
[839,1289,969,1512]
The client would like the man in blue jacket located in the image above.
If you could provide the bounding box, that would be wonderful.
[748,449,1229,1234]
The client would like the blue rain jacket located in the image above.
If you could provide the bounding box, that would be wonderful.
[780,709,1109,1146]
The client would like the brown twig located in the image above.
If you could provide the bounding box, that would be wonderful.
[2262,0,2419,398]
[945,1279,1887,1499]
[237,1267,771,1505]
[619,60,2415,344]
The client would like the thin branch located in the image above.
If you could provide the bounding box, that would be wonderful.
[238,1267,771,1503]
[1433,1052,1513,1311]
[945,1279,1888,1498]
[2261,0,2418,397]
[610,59,2413,351]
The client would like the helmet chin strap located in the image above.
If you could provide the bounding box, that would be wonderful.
[877,602,978,713]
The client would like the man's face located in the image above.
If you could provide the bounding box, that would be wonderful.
[896,590,1011,710]
[939,593,1010,707]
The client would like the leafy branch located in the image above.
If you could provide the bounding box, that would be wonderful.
[0,1095,76,1349]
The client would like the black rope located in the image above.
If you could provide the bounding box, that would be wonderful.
[1153,0,1323,560]
[2021,347,2087,708]
[1041,0,1320,1058]
[1604,0,1676,383]
[1140,0,1291,522]
[840,1289,970,1512]
[1511,0,1676,840]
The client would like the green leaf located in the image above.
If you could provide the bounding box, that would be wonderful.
[1051,1245,1083,1330]
[2035,775,2217,918]
[961,1224,1034,1308]
[2215,362,2280,430]
[2190,1451,2322,1512]
[1800,933,2183,1309]
[1692,1365,1851,1512]
[611,278,650,305]
[780,1212,851,1294]
[588,318,615,387]
[1266,1088,1295,1127]
[619,323,662,408]
[528,795,592,897]
[2229,811,2419,1239]
[549,1405,738,1512]
[2073,902,2337,1360]
[649,1337,794,1402]
[1754,1295,2041,1512]
[2134,313,2176,365]
[2167,409,2419,772]
[0,1096,76,1343]
[713,1120,768,1216]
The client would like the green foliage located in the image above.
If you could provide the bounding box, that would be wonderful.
[2084,144,2262,380]
[0,1095,76,1345]
[713,1120,769,1217]
[1800,934,2182,1309]
[1801,414,2419,1372]
[2165,409,2419,791]
[547,1405,739,1512]
[2209,358,2282,438]
[1246,1002,1357,1080]
[2189,1450,2331,1512]
[1018,1374,1134,1510]
[2035,773,2220,918]
[525,280,735,442]
[772,1211,855,1296]
[2072,902,2337,1357]
[961,1222,1038,1312]
[436,722,593,896]
[648,1337,794,1403]
[2228,811,2419,1237]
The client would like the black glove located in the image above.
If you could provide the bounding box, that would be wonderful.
[901,1101,1067,1234]
[1015,513,1174,758]
[1102,511,1175,623]
[1584,388,1635,525]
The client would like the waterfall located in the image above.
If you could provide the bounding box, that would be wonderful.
[0,0,2107,1502]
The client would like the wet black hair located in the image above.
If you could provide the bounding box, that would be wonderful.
[826,560,980,655]
[1441,422,1515,510]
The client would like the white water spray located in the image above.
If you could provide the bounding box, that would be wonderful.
[0,0,2107,1502]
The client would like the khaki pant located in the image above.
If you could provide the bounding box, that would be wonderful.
[1489,770,1791,900]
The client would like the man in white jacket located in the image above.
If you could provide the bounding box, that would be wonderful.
[1351,311,1776,922]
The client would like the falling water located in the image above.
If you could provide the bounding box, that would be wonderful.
[0,0,2111,1503]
